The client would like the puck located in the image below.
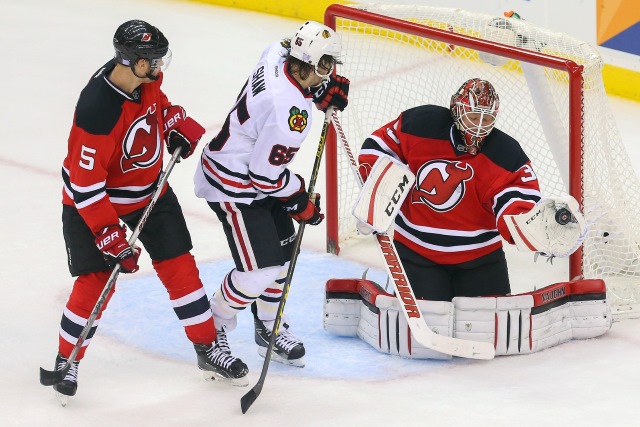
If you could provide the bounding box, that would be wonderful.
[555,208,572,225]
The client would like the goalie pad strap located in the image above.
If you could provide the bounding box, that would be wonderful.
[324,278,611,359]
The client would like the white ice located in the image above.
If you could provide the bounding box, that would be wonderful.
[1,0,639,426]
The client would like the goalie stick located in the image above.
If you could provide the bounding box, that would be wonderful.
[330,110,495,360]
[240,108,335,414]
[39,148,184,387]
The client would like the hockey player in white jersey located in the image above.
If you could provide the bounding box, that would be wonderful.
[194,21,349,368]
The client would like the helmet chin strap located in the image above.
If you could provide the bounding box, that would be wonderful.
[130,60,160,81]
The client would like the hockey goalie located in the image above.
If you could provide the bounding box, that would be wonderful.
[324,78,610,359]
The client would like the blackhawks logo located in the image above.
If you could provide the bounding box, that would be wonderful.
[288,106,308,133]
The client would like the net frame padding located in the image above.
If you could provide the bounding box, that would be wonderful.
[324,4,640,318]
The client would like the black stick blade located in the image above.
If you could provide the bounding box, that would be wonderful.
[240,387,260,414]
[40,366,68,386]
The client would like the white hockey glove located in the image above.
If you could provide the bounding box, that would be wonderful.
[504,195,588,258]
[352,156,415,235]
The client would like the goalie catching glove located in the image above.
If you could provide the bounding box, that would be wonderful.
[278,176,324,225]
[163,105,206,159]
[312,74,350,112]
[504,195,588,258]
[94,224,141,273]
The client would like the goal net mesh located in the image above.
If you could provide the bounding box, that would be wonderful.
[325,4,640,318]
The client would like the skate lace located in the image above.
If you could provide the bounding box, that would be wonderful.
[274,328,301,352]
[215,329,231,354]
[207,344,238,369]
[57,358,79,383]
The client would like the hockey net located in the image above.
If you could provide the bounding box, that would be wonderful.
[324,4,640,319]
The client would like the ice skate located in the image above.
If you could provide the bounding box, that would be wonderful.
[194,328,249,387]
[254,317,306,367]
[52,354,79,407]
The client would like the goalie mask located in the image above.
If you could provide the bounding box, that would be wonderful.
[289,21,342,79]
[450,78,500,155]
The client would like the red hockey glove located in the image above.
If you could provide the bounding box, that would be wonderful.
[94,225,141,273]
[163,105,206,159]
[279,177,324,226]
[311,74,350,112]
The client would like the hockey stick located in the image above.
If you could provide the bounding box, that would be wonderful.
[330,110,495,360]
[39,148,184,386]
[240,108,334,414]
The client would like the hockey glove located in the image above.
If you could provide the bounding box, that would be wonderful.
[279,177,324,226]
[311,74,350,112]
[163,105,206,159]
[94,224,141,273]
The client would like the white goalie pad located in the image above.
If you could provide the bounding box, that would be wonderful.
[352,156,415,235]
[324,278,611,359]
[455,279,611,355]
[323,278,454,359]
[504,195,588,258]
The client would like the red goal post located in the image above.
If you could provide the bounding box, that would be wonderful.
[323,4,640,319]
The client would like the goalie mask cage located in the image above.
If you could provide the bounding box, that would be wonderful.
[324,4,640,319]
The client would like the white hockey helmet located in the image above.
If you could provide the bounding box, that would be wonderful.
[289,21,342,78]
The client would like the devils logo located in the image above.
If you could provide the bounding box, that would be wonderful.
[121,104,162,173]
[412,160,474,212]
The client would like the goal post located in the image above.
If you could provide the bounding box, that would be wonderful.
[323,4,640,319]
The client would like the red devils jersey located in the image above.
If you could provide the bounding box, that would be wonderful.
[62,60,170,233]
[358,105,542,264]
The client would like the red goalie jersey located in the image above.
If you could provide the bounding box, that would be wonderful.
[358,105,542,264]
[62,60,171,234]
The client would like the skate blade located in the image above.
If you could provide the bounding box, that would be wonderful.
[55,392,70,407]
[201,370,249,387]
[257,346,305,368]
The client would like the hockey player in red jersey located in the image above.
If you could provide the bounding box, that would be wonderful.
[46,20,248,403]
[194,21,349,368]
[358,78,542,301]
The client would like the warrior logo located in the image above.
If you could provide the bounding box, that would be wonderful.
[121,103,162,173]
[412,160,474,212]
[288,106,308,133]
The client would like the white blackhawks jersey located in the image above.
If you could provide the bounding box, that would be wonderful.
[194,42,314,204]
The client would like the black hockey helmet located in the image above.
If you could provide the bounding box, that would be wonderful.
[113,20,170,78]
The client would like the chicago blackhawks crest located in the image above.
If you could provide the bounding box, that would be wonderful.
[288,106,308,133]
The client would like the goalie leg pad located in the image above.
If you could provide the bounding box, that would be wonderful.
[324,279,362,337]
[453,279,611,356]
[324,279,610,358]
[454,295,533,355]
[528,279,611,352]
[324,278,453,359]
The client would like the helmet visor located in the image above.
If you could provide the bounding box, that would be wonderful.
[314,55,336,79]
[150,49,172,73]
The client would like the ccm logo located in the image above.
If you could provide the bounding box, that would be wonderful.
[384,175,410,216]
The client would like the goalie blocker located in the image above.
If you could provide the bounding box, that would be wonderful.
[324,278,611,359]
